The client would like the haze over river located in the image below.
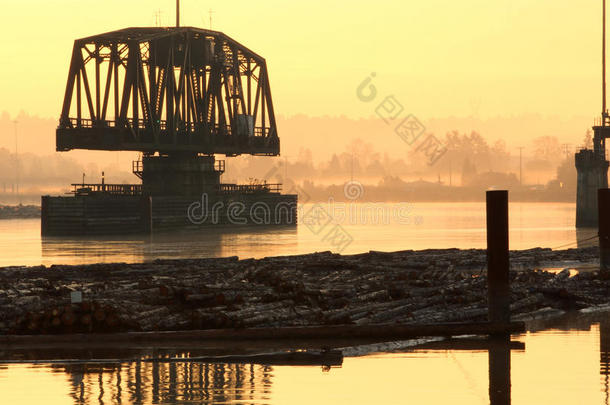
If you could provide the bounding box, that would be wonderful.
[0,201,605,405]
[0,202,594,267]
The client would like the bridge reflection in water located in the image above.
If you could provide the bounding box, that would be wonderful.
[38,337,516,405]
[55,360,272,404]
[40,224,298,265]
[8,315,610,405]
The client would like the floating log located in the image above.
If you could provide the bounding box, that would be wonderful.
[414,338,525,351]
[146,349,343,366]
[61,311,75,327]
[0,321,525,345]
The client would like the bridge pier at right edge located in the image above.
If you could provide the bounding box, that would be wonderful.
[575,149,609,228]
[599,189,610,273]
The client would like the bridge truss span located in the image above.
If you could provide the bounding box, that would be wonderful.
[57,27,279,156]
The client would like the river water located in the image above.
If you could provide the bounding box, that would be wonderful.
[0,202,596,267]
[0,202,605,404]
[0,313,609,404]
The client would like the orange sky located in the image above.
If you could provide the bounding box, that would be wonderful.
[0,0,605,122]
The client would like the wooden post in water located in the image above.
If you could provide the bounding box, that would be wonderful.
[599,188,610,272]
[486,190,510,323]
[488,335,511,405]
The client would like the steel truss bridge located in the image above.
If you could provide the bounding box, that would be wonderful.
[57,27,279,156]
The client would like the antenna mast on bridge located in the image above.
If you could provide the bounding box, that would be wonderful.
[575,0,610,227]
[602,0,608,120]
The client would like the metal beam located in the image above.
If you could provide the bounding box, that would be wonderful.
[57,27,280,155]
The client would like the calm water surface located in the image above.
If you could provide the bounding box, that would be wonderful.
[0,202,594,267]
[0,202,606,404]
[0,316,609,404]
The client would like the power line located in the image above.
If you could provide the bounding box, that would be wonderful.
[551,234,598,250]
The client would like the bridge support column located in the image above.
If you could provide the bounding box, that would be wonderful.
[599,189,610,272]
[141,154,224,197]
[576,150,609,228]
[577,125,610,228]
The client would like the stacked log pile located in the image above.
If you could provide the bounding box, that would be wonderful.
[8,301,127,334]
[0,247,606,335]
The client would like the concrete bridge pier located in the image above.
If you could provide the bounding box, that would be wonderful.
[140,154,225,197]
[575,127,610,228]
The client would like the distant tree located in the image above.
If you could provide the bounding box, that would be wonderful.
[461,157,477,186]
[324,154,343,176]
[297,147,313,165]
[556,158,576,189]
[444,130,492,173]
[532,136,561,161]
[468,131,491,156]
[491,139,511,171]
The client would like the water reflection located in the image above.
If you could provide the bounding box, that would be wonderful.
[6,319,610,403]
[53,361,273,404]
[40,225,298,265]
[412,336,515,405]
[0,202,585,266]
[489,335,511,405]
[7,337,518,405]
[601,321,610,405]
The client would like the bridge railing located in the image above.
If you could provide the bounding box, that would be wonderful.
[71,183,143,196]
[62,118,271,137]
[217,183,282,194]
[69,182,280,196]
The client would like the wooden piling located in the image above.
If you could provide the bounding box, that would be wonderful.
[599,189,610,272]
[486,190,510,323]
[488,335,511,405]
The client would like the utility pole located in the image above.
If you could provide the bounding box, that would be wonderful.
[176,0,180,27]
[209,8,214,29]
[517,147,524,187]
[13,120,20,204]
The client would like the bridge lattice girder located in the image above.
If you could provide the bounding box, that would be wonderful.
[57,27,279,156]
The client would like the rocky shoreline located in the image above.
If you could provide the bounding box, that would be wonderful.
[0,247,606,335]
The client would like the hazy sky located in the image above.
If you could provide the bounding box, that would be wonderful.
[0,0,605,122]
